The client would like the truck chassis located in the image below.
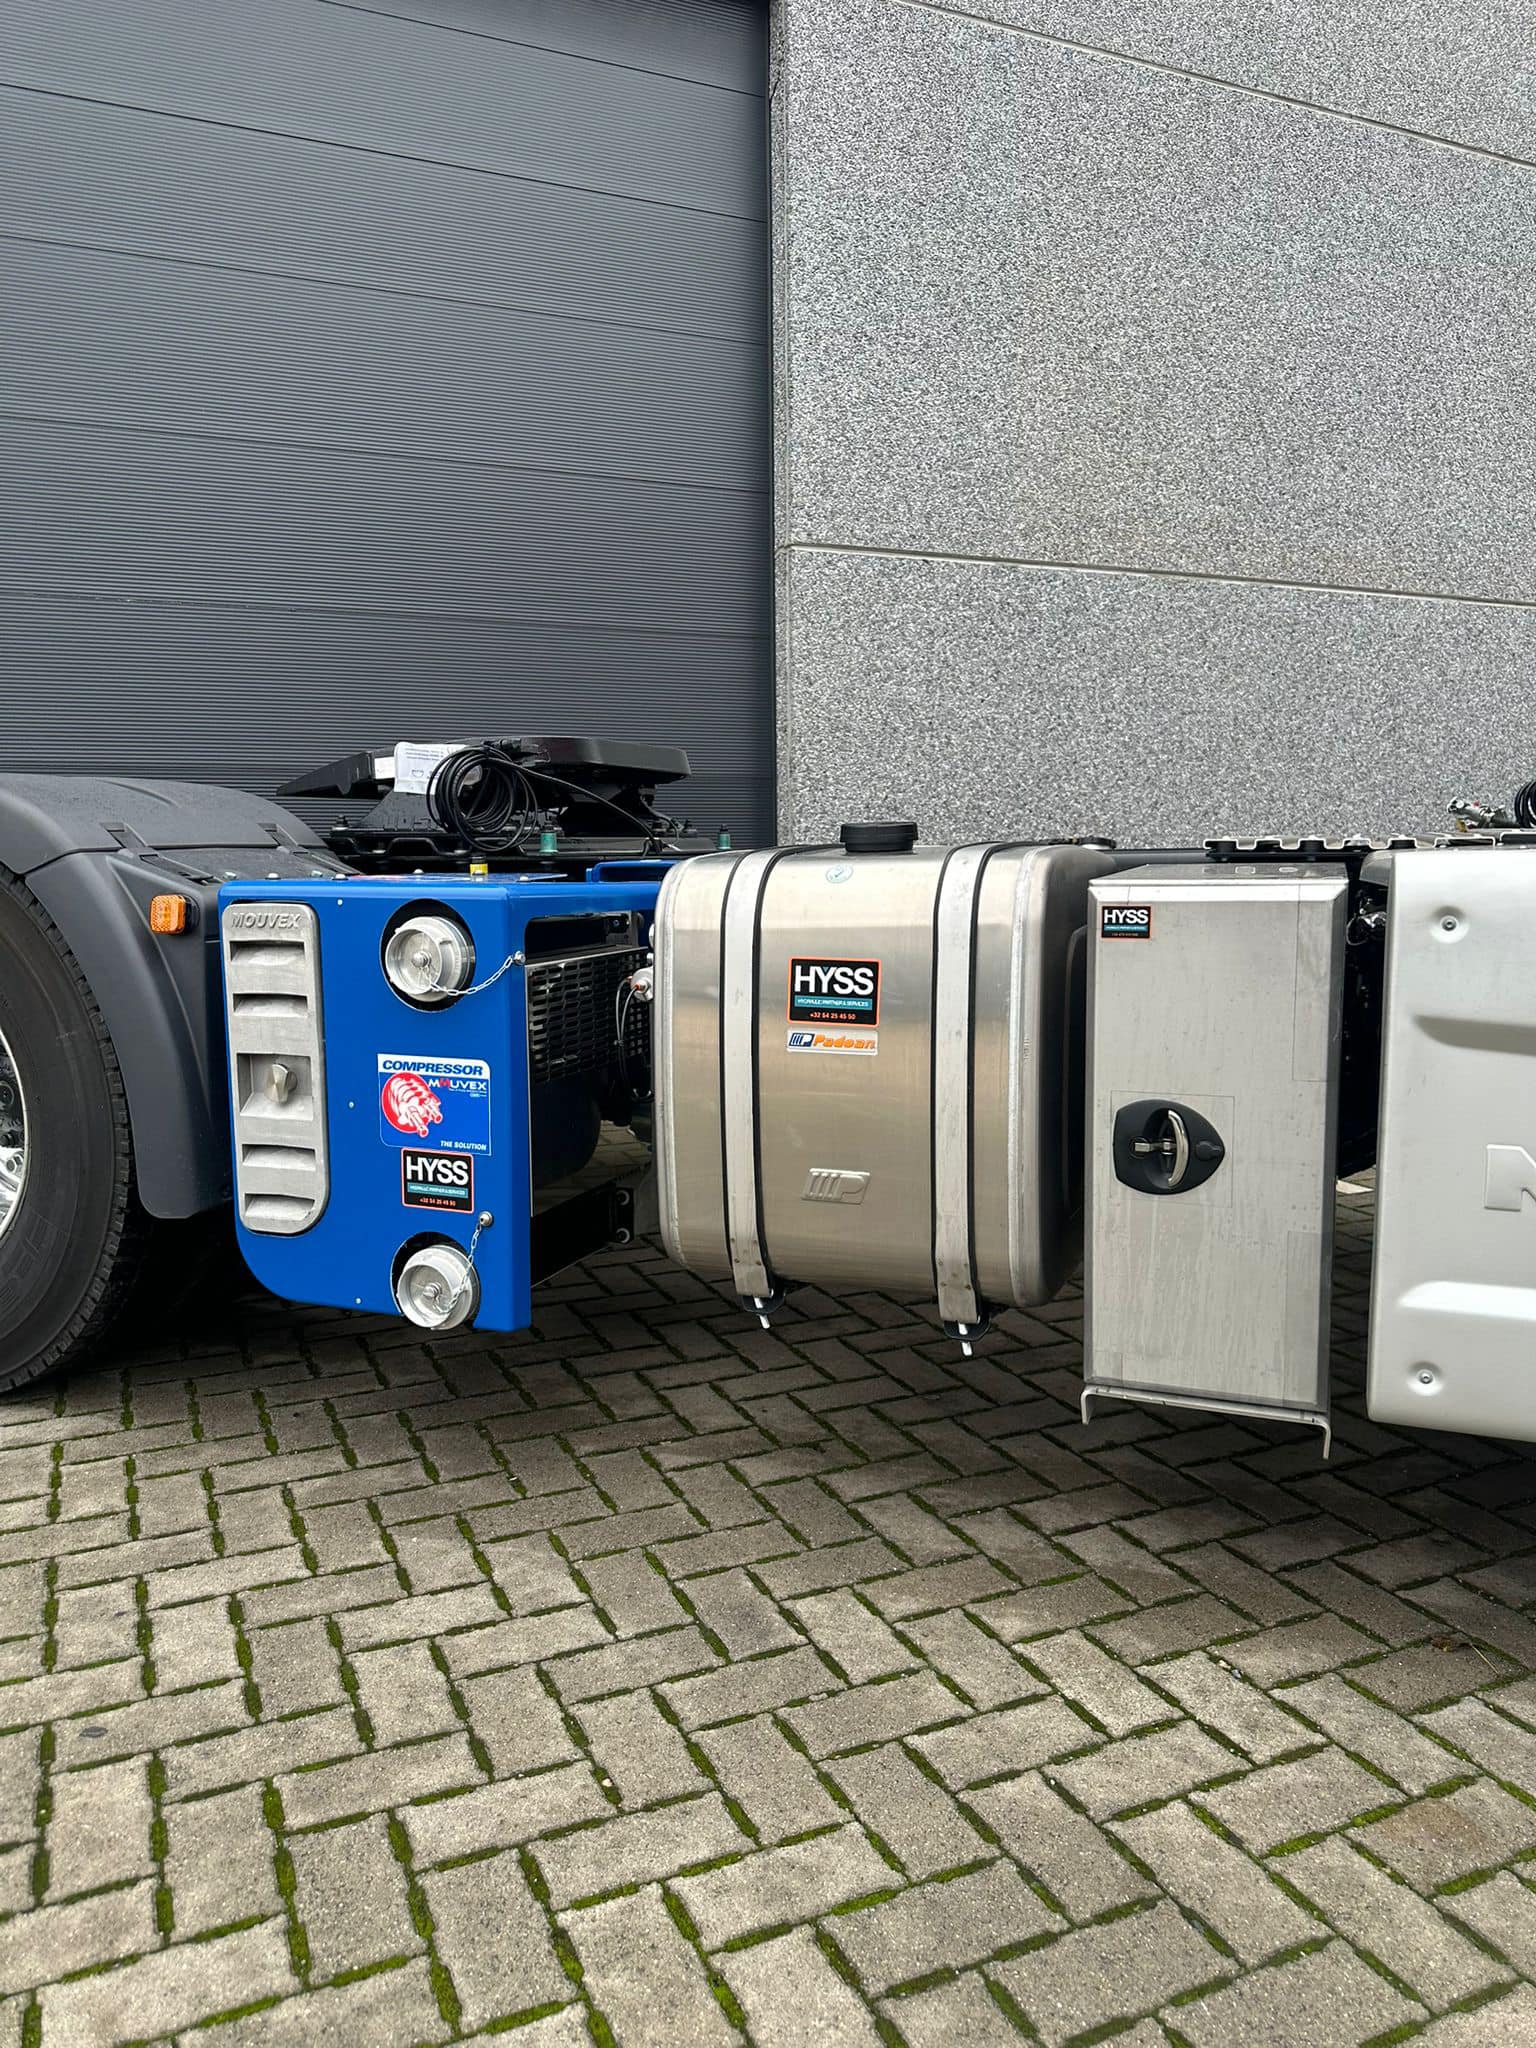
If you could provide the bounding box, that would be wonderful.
[1,742,1531,1457]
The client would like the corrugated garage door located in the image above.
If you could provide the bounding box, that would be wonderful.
[0,0,771,840]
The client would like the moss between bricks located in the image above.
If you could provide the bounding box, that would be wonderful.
[30,1725,54,1905]
[281,1484,320,1576]
[478,1998,578,2034]
[387,1812,461,2031]
[39,1560,59,1676]
[392,1410,438,1481]
[250,1390,280,1460]
[148,1752,173,1937]
[457,1513,515,1616]
[321,1398,360,1469]
[328,1952,416,1988]
[198,1469,225,1559]
[430,1646,495,1777]
[366,1500,412,1595]
[263,1781,312,1981]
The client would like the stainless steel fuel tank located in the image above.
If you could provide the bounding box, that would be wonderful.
[653,839,1112,1327]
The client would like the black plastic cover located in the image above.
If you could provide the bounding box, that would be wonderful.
[280,736,692,802]
[840,821,918,854]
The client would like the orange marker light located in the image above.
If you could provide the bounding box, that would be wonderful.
[149,894,192,936]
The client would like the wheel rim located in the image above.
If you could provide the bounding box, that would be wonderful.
[0,1022,26,1245]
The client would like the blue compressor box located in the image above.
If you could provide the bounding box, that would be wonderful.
[217,868,666,1333]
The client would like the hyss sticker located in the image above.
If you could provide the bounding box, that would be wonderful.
[788,956,881,1026]
[401,1148,474,1213]
[378,1054,492,1154]
[1101,905,1152,939]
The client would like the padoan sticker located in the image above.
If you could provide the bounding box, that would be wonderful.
[786,1027,878,1057]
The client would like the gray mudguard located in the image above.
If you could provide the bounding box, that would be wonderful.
[0,775,345,1218]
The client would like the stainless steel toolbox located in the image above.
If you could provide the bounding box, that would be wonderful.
[1084,863,1347,1443]
[1369,844,1536,1441]
[653,839,1112,1329]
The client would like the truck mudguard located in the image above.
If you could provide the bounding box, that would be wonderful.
[0,775,340,1219]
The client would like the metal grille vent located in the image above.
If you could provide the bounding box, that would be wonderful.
[221,901,329,1234]
[527,945,648,1084]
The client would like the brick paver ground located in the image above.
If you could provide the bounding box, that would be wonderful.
[4,1187,1536,2045]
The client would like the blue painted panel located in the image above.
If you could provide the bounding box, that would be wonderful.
[219,870,660,1332]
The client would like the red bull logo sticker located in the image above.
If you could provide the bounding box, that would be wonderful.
[378,1054,491,1155]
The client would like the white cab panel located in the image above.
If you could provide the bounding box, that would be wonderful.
[1370,847,1536,1440]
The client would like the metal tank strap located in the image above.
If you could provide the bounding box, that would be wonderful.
[930,843,999,1345]
[718,846,796,1312]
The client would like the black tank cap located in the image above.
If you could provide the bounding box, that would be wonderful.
[840,821,918,854]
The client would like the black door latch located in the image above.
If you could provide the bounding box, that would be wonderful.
[1113,1100,1226,1195]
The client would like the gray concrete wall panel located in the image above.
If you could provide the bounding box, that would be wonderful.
[774,0,1533,841]
[780,0,1530,592]
[780,548,1536,843]
[987,0,1536,161]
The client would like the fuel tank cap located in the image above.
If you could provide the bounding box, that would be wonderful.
[839,821,918,854]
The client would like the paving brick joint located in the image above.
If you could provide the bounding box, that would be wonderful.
[3,1188,1536,2045]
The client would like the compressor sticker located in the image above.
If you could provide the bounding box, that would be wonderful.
[1101,905,1153,939]
[378,1054,492,1154]
[401,1148,475,1213]
[788,956,881,1026]
[787,1028,878,1056]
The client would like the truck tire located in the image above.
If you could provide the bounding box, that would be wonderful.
[0,872,153,1391]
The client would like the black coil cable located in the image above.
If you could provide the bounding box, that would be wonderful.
[428,744,684,856]
[1514,779,1536,830]
[427,744,541,855]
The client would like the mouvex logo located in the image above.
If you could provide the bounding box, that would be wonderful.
[381,1070,443,1139]
[378,1054,492,1154]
